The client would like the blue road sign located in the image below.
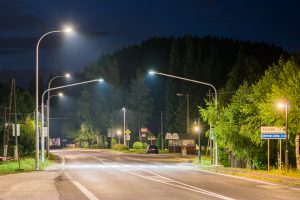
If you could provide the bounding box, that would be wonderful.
[261,133,286,139]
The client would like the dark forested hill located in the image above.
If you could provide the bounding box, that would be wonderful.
[79,35,286,135]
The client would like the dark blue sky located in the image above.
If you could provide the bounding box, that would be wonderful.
[0,0,299,85]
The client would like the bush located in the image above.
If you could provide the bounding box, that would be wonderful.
[111,138,117,148]
[133,141,143,149]
[112,144,129,151]
[143,143,149,149]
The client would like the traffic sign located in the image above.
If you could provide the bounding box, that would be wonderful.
[261,126,286,140]
[261,134,286,139]
[141,128,148,133]
[125,129,131,135]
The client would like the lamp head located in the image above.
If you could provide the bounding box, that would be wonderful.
[63,25,74,33]
[117,129,122,136]
[98,78,104,82]
[64,73,71,78]
[148,70,157,75]
[58,92,64,97]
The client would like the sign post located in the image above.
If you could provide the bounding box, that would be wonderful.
[261,126,286,170]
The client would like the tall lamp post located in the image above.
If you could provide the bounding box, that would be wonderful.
[46,92,64,158]
[148,70,219,165]
[41,78,104,162]
[46,74,70,158]
[122,107,126,145]
[176,93,189,134]
[35,26,73,170]
[278,102,289,169]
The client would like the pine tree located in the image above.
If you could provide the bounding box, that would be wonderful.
[165,39,182,132]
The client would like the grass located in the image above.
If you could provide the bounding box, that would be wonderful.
[192,156,211,166]
[0,157,54,175]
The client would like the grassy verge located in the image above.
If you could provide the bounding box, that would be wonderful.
[192,156,211,166]
[0,158,54,175]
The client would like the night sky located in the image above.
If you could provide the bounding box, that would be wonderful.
[0,0,299,85]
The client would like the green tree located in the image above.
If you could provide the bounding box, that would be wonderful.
[127,68,153,141]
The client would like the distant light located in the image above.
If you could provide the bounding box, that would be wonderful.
[176,93,183,96]
[277,103,287,109]
[117,129,122,135]
[58,92,64,97]
[98,78,104,82]
[63,25,74,33]
[122,107,126,110]
[148,70,157,75]
[194,126,200,132]
[65,73,71,78]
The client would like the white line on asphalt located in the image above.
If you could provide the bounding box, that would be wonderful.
[61,156,100,200]
[88,154,235,200]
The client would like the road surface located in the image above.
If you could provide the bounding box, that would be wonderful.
[1,149,300,200]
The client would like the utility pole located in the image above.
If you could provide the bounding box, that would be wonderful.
[3,80,14,157]
[13,79,19,160]
[161,111,164,149]
[186,93,189,134]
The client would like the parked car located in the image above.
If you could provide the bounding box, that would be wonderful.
[146,145,159,154]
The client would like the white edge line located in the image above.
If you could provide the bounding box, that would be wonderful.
[60,155,100,200]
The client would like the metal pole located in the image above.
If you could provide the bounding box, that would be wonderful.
[154,71,218,165]
[123,108,126,145]
[41,78,104,161]
[186,93,189,134]
[41,99,45,162]
[46,76,63,158]
[285,103,289,169]
[280,139,282,170]
[161,111,164,150]
[35,30,61,170]
[13,79,18,160]
[198,132,201,164]
[268,139,270,171]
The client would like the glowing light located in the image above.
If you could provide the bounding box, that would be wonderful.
[58,92,64,97]
[65,73,71,78]
[98,78,104,82]
[148,70,157,75]
[63,26,73,33]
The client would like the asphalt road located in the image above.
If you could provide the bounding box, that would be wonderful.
[50,150,300,200]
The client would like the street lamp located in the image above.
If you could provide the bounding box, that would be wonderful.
[117,129,122,144]
[277,102,289,169]
[176,93,189,134]
[46,92,64,158]
[148,70,219,165]
[35,26,74,170]
[194,124,201,163]
[122,107,126,145]
[46,73,70,158]
[41,78,104,162]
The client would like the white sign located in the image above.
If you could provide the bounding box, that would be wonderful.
[165,133,172,139]
[261,126,285,133]
[126,135,130,140]
[261,126,286,140]
[172,133,179,140]
[43,127,48,137]
[12,124,20,136]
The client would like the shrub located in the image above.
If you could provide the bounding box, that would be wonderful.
[143,143,149,149]
[112,144,129,151]
[111,138,117,148]
[133,141,143,149]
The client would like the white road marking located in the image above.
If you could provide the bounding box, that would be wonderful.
[88,154,235,200]
[61,156,100,200]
